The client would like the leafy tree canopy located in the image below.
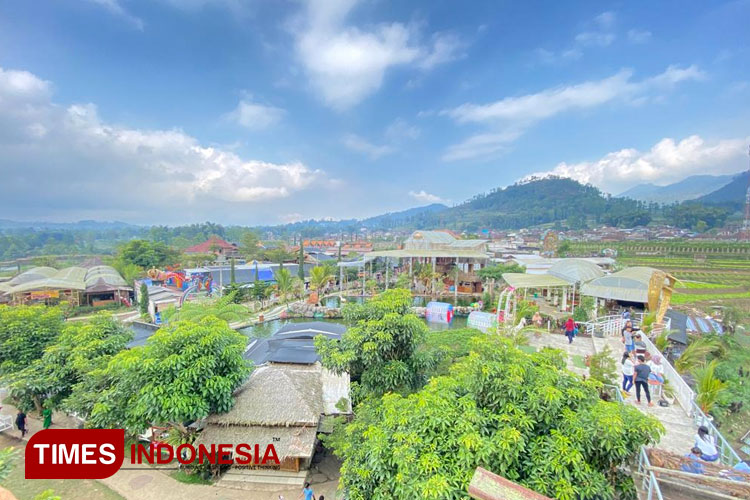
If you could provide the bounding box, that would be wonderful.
[116,239,180,269]
[326,336,663,500]
[0,304,64,376]
[9,315,132,412]
[87,317,251,435]
[476,262,525,282]
[316,289,434,395]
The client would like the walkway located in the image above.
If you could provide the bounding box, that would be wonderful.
[0,400,338,500]
[526,332,696,455]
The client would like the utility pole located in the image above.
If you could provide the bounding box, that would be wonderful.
[742,145,750,241]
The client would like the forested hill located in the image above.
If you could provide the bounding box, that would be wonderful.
[426,177,648,231]
[697,171,749,209]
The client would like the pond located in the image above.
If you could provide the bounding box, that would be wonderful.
[237,314,469,339]
[322,294,483,308]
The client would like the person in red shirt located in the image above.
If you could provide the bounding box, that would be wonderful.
[564,317,576,344]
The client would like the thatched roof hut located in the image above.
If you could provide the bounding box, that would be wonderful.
[196,362,350,470]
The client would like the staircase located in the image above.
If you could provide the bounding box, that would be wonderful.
[217,467,308,491]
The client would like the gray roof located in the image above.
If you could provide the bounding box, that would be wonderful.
[580,266,664,303]
[245,321,346,365]
[548,259,604,284]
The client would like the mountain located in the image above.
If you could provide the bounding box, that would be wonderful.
[697,171,749,208]
[360,203,448,229]
[617,174,735,203]
[427,176,648,231]
[0,219,138,230]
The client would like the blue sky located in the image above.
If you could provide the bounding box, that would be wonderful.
[0,0,748,225]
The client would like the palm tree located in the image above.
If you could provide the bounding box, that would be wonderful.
[275,267,294,304]
[674,337,726,374]
[310,266,333,305]
[693,360,727,414]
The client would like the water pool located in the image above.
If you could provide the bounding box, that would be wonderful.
[237,314,469,339]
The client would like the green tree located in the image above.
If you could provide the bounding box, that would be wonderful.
[9,315,132,413]
[87,317,251,438]
[275,267,294,304]
[395,273,412,290]
[240,230,261,260]
[116,240,179,269]
[139,282,149,316]
[0,446,19,482]
[0,305,64,375]
[694,359,727,414]
[309,266,333,304]
[325,336,663,500]
[298,243,305,280]
[315,289,433,395]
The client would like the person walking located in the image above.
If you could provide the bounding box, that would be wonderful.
[564,317,576,344]
[42,402,53,430]
[16,409,28,438]
[299,482,316,500]
[694,426,720,462]
[634,355,653,406]
[621,324,635,353]
[621,351,635,395]
[633,333,647,355]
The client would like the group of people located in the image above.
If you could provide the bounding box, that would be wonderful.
[620,320,664,406]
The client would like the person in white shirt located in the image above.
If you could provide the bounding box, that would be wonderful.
[694,426,719,462]
[648,355,665,383]
[621,351,635,393]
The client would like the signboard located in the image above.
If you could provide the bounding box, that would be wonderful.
[30,290,60,299]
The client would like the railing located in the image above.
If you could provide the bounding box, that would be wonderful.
[604,385,665,500]
[0,414,12,433]
[640,334,695,414]
[691,401,742,467]
[638,446,664,500]
[581,314,672,337]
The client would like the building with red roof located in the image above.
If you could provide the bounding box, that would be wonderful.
[184,236,240,257]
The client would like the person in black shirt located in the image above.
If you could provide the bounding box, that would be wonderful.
[634,355,653,406]
[16,409,28,438]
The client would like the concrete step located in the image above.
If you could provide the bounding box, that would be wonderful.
[219,468,308,488]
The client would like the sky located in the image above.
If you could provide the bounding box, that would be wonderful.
[0,0,748,225]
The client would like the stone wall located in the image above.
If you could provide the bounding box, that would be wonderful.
[286,301,342,318]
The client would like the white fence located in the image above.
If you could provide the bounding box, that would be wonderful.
[640,334,695,415]
[581,314,672,338]
[0,414,12,433]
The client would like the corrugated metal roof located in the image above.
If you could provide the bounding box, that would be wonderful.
[579,267,663,303]
[501,273,570,288]
[548,259,604,284]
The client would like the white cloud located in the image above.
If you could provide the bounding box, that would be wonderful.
[574,31,615,47]
[342,133,394,159]
[575,11,616,47]
[627,29,652,44]
[0,66,325,222]
[535,11,617,64]
[441,65,705,161]
[418,33,465,70]
[292,0,463,109]
[441,130,523,162]
[385,118,420,141]
[87,0,144,30]
[408,190,446,204]
[525,135,749,193]
[226,98,285,129]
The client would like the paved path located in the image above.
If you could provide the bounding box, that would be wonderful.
[526,332,697,455]
[100,464,338,500]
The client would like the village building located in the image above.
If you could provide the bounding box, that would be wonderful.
[370,230,491,293]
[0,265,132,306]
[183,236,240,259]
